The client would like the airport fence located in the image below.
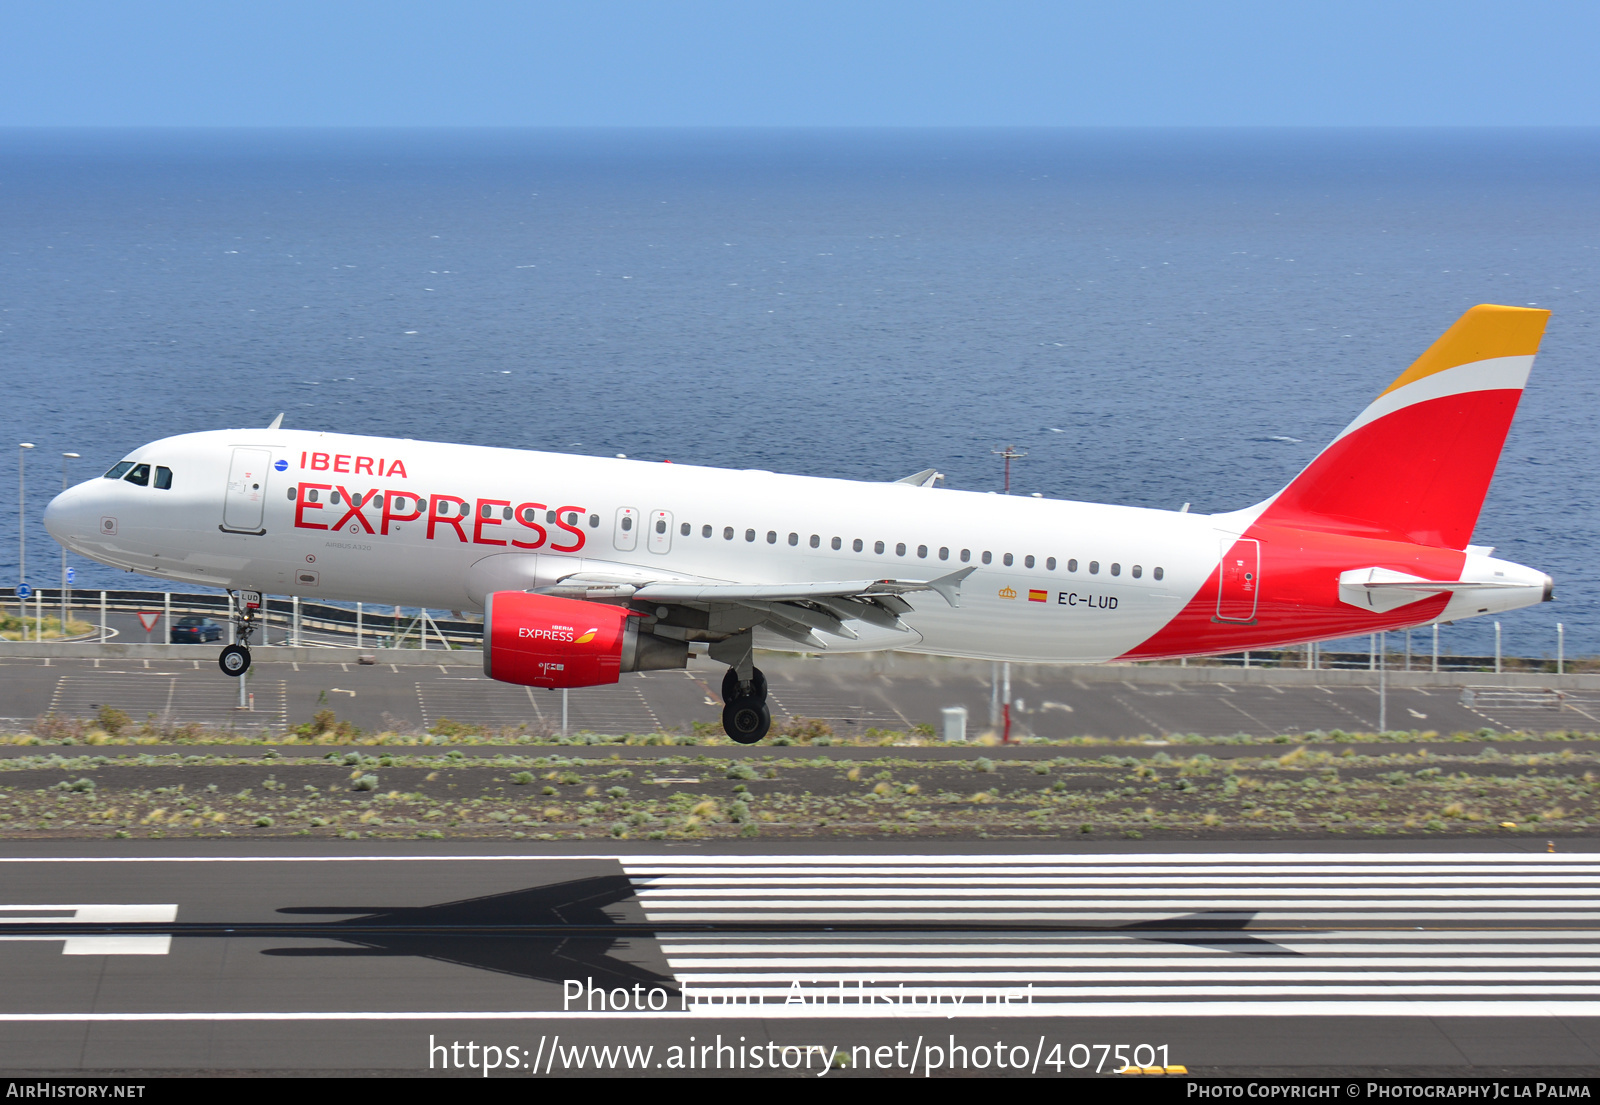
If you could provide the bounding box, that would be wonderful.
[0,588,1582,672]
[1,587,483,649]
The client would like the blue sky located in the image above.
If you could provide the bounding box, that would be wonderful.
[1,1,1596,126]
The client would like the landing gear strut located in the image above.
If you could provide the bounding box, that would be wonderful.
[219,589,262,678]
[720,665,771,744]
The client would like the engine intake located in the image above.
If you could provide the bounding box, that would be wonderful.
[482,591,688,689]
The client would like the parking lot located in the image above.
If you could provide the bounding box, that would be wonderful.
[1,647,1597,739]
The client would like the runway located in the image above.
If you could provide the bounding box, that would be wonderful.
[0,845,1599,1074]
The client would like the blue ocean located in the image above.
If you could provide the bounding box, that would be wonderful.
[2,128,1596,657]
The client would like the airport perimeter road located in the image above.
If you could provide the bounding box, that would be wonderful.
[1,844,1600,1076]
[1,650,1597,739]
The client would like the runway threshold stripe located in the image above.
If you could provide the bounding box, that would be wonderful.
[665,972,1600,984]
[629,875,1600,885]
[636,888,1600,900]
[627,865,1600,876]
[635,911,1600,921]
[1,852,1597,865]
[7,1002,1600,1020]
[658,957,1600,968]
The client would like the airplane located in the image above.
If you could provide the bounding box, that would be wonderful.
[43,304,1555,743]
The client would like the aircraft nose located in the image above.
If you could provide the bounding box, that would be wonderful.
[43,482,100,548]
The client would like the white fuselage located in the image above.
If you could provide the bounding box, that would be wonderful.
[42,428,1549,664]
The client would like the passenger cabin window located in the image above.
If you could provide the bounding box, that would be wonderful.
[767,531,777,544]
[481,503,493,518]
[1154,567,1165,581]
[1110,563,1121,576]
[104,462,134,480]
[1067,559,1078,572]
[1089,561,1100,574]
[124,463,150,486]
[788,532,799,546]
[960,549,971,563]
[852,538,864,552]
[656,519,667,534]
[154,466,172,490]
[307,489,319,503]
[1003,553,1013,566]
[1024,555,1034,568]
[330,491,341,505]
[501,506,511,520]
[810,535,820,548]
[546,510,557,523]
[703,525,713,538]
[1046,557,1056,570]
[724,526,734,540]
[875,540,885,554]
[621,516,633,531]
[680,522,691,536]
[939,547,949,560]
[918,545,928,558]
[831,536,841,550]
[1132,565,1142,578]
[981,551,992,565]
[589,514,599,528]
[745,528,756,542]
[287,487,296,500]
[895,542,906,556]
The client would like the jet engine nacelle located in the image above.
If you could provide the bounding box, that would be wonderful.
[482,591,688,689]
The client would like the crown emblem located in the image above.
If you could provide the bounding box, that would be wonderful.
[998,586,1017,599]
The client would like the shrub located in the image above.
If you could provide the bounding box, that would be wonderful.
[974,758,996,773]
[96,706,131,735]
[352,774,379,791]
[726,763,757,780]
[606,786,629,799]
[55,778,95,793]
[510,772,535,785]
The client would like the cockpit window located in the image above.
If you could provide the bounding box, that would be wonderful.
[123,463,150,486]
[104,462,134,480]
[154,466,173,490]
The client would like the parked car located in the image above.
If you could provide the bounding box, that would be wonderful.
[170,616,223,644]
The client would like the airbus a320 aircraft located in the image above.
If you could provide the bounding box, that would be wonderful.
[44,305,1554,742]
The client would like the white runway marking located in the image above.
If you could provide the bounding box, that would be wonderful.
[0,904,175,954]
[620,854,1600,1015]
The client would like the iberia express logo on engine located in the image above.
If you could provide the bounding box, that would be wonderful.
[517,624,601,644]
[520,624,576,642]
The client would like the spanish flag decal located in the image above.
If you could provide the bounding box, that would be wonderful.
[1028,589,1048,603]
[575,628,598,644]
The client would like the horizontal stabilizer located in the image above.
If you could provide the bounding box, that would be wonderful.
[1338,567,1523,613]
[893,468,944,487]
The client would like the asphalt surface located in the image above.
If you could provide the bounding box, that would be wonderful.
[2,842,1600,1076]
[1,651,1596,741]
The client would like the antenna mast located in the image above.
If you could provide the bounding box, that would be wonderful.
[991,444,1027,495]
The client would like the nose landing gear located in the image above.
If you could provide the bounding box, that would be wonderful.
[219,589,262,678]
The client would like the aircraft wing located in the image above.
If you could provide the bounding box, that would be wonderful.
[632,569,974,606]
[534,566,977,648]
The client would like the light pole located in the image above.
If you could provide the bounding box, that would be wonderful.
[60,453,77,635]
[17,443,33,627]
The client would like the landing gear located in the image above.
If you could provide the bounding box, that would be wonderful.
[219,644,252,677]
[721,665,771,744]
[219,589,262,678]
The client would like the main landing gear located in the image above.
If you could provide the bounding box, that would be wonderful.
[219,590,262,678]
[721,665,771,744]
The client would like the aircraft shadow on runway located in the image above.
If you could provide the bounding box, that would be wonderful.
[1122,910,1304,955]
[260,874,678,991]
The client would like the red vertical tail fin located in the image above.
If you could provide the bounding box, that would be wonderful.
[1252,305,1549,548]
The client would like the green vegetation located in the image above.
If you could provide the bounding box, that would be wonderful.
[0,743,1595,842]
